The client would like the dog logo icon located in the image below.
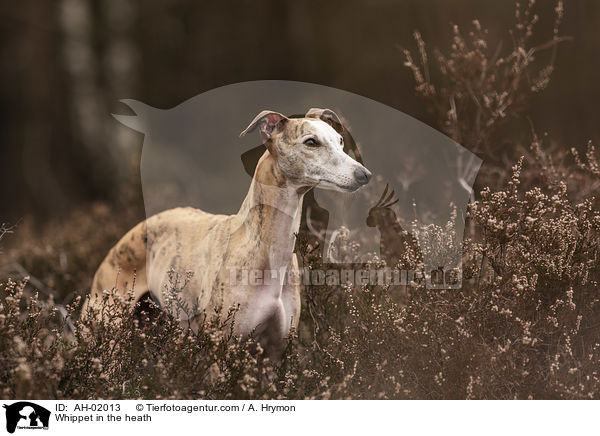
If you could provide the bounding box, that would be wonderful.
[2,402,50,433]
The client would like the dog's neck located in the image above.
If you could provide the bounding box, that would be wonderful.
[237,151,306,270]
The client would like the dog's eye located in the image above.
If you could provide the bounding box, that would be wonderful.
[303,138,319,147]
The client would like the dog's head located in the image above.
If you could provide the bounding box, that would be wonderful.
[240,108,371,192]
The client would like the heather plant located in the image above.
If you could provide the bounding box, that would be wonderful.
[402,0,566,188]
[0,278,304,400]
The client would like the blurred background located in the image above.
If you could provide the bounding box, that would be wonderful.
[1,0,598,223]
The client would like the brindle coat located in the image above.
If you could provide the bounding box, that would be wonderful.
[85,108,371,358]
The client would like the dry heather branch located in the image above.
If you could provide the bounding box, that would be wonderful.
[401,0,567,163]
[0,223,12,246]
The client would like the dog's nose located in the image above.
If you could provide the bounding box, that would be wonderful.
[354,167,372,185]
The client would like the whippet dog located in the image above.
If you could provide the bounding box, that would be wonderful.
[85,108,371,358]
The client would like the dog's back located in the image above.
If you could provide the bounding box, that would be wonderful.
[85,206,231,319]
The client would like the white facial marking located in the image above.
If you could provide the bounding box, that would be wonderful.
[274,118,371,192]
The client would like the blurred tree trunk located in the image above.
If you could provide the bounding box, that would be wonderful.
[102,0,138,169]
[22,1,66,210]
[59,0,117,187]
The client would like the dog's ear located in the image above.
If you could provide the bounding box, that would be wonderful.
[240,110,289,141]
[306,108,344,133]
